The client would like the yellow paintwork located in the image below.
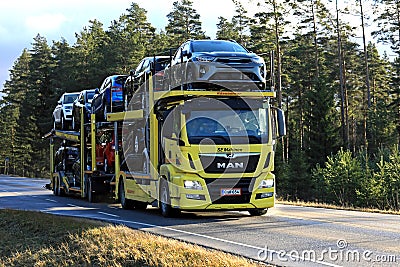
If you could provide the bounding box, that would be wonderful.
[118,74,277,211]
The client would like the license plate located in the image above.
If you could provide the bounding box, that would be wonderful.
[221,188,242,196]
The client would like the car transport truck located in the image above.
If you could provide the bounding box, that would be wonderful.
[45,54,285,217]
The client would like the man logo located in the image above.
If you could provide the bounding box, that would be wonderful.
[217,162,244,169]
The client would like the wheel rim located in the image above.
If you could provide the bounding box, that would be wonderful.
[61,116,64,129]
[161,183,168,212]
[120,182,125,206]
[88,180,92,202]
[104,158,108,173]
[57,176,61,195]
[72,116,75,130]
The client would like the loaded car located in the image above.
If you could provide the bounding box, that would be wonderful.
[71,89,96,130]
[54,146,79,172]
[124,56,169,109]
[164,39,267,90]
[91,75,128,121]
[53,92,80,130]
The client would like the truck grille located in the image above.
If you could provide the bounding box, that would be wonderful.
[199,154,259,173]
[204,178,254,204]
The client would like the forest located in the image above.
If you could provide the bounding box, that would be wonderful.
[0,0,399,211]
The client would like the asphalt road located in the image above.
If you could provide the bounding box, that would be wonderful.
[0,175,399,267]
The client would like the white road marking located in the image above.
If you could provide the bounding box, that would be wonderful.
[97,211,120,218]
[45,199,57,203]
[67,204,82,208]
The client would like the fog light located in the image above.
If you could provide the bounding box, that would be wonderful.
[186,194,205,200]
[199,66,206,77]
[256,192,274,199]
[259,179,274,188]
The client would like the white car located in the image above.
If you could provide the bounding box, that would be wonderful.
[53,92,80,130]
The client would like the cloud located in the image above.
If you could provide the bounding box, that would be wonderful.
[25,13,68,33]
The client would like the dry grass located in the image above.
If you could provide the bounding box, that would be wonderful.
[0,210,263,267]
[277,200,400,215]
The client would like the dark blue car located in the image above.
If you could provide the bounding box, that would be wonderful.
[91,75,127,121]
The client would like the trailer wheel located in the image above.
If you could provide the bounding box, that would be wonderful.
[248,209,268,216]
[53,177,59,196]
[87,178,97,203]
[54,175,64,197]
[119,180,134,209]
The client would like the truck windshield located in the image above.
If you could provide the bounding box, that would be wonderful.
[185,109,268,144]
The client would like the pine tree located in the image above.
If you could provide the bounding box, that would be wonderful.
[216,16,239,41]
[232,0,251,45]
[74,19,109,88]
[165,0,206,47]
[0,50,31,174]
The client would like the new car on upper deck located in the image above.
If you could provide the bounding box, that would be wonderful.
[53,92,80,130]
[164,39,266,90]
[91,75,127,121]
[71,89,96,130]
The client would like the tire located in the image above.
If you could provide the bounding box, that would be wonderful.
[53,177,59,196]
[54,175,64,196]
[87,178,97,203]
[119,179,134,209]
[160,178,180,217]
[248,209,268,216]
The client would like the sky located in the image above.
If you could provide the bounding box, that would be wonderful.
[0,0,392,98]
[0,0,238,96]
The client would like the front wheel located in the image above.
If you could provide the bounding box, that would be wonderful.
[160,178,180,217]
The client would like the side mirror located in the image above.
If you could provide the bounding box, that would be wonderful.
[57,100,62,105]
[94,88,100,94]
[271,107,286,139]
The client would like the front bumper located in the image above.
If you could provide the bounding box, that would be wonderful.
[169,172,275,211]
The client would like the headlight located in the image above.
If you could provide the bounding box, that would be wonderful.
[195,56,215,62]
[184,180,203,190]
[259,179,274,188]
[251,57,264,64]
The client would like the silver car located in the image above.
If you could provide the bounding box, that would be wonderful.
[53,92,79,130]
[165,40,267,91]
